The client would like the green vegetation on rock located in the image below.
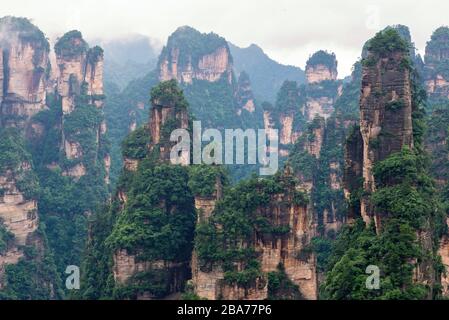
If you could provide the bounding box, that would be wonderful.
[55,30,89,58]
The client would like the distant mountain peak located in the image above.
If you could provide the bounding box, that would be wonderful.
[229,41,305,102]
[158,26,232,84]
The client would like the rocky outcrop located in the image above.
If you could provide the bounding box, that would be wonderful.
[64,140,83,160]
[0,159,38,285]
[62,163,86,180]
[191,174,224,299]
[341,29,439,297]
[158,26,233,84]
[305,96,337,122]
[424,27,449,102]
[254,187,317,300]
[265,81,304,157]
[265,52,340,159]
[425,106,449,186]
[329,162,341,190]
[0,166,38,246]
[193,169,317,300]
[0,17,50,130]
[149,86,189,164]
[111,81,194,299]
[235,71,256,114]
[304,51,341,121]
[305,51,338,84]
[128,110,137,132]
[123,158,139,172]
[55,31,105,114]
[305,120,325,158]
[438,221,449,297]
[306,64,337,84]
[357,44,413,227]
[113,249,188,300]
[55,31,108,180]
[279,114,294,147]
[104,154,111,185]
[0,18,107,298]
[344,126,364,221]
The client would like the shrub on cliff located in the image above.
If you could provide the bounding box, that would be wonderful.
[366,28,410,56]
[54,30,89,58]
[150,79,189,110]
[306,50,337,70]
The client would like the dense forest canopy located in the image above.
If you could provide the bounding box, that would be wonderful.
[0,15,448,302]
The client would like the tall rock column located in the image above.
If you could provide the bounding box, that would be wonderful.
[358,37,413,228]
[266,81,305,157]
[0,16,50,130]
[424,27,449,103]
[190,167,224,300]
[110,81,194,300]
[55,31,109,182]
[304,50,341,122]
[235,71,256,114]
[330,28,441,299]
[149,81,189,164]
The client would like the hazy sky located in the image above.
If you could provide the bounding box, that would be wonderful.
[3,0,449,77]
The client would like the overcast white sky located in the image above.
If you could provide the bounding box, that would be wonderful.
[2,0,449,77]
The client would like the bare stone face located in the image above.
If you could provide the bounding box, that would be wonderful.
[0,39,49,129]
[159,46,233,85]
[306,64,338,84]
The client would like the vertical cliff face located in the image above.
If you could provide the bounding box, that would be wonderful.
[55,31,108,180]
[106,81,195,300]
[344,125,364,221]
[304,51,341,122]
[158,26,233,85]
[235,71,256,114]
[422,28,449,292]
[0,18,65,299]
[265,81,305,157]
[0,144,38,281]
[358,36,414,227]
[315,61,363,234]
[0,128,60,298]
[289,117,325,241]
[438,220,449,297]
[425,110,449,297]
[149,80,189,164]
[265,52,341,160]
[306,51,338,84]
[424,27,449,103]
[155,26,263,149]
[265,52,348,244]
[55,31,88,115]
[193,168,317,300]
[55,31,105,113]
[254,172,317,300]
[425,107,449,186]
[323,29,444,300]
[190,167,224,300]
[0,17,50,130]
[304,118,325,158]
[0,17,109,299]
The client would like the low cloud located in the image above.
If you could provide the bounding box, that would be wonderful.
[2,0,449,76]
